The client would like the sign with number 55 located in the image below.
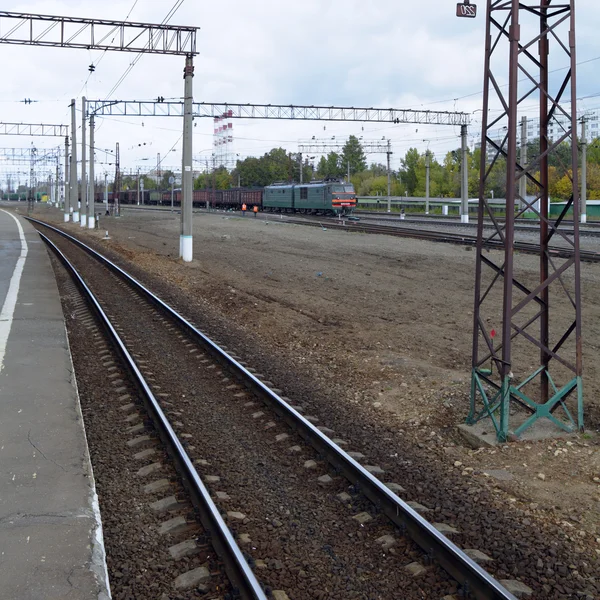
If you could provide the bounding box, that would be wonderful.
[456,2,477,18]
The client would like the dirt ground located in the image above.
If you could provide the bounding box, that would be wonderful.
[26,204,600,554]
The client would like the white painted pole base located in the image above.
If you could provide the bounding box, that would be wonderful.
[461,214,469,224]
[80,214,87,227]
[88,216,95,230]
[181,235,193,262]
[64,213,70,223]
[73,210,79,222]
[581,213,587,224]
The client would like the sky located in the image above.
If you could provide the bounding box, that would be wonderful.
[1,0,599,187]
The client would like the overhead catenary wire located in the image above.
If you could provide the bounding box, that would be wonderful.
[103,0,186,101]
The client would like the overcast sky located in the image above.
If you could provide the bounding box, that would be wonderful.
[1,0,599,186]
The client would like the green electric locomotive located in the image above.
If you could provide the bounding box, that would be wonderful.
[263,180,356,216]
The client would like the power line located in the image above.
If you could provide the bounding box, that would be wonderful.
[103,0,186,100]
[75,0,140,98]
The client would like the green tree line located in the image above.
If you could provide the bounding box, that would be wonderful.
[120,136,600,200]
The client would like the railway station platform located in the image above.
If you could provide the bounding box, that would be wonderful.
[0,207,110,600]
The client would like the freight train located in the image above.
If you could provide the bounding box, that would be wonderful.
[94,179,357,216]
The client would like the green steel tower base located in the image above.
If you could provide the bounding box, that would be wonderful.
[468,369,583,442]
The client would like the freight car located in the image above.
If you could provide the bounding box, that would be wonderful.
[264,180,356,216]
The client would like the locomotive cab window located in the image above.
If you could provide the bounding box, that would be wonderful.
[300,187,308,200]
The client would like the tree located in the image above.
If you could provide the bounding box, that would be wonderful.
[341,135,367,176]
[402,148,420,195]
[160,170,176,189]
[316,152,344,179]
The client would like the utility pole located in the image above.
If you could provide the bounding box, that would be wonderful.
[299,153,303,184]
[104,173,108,214]
[180,55,194,262]
[519,116,527,210]
[28,146,36,212]
[70,99,79,223]
[88,114,95,229]
[137,168,140,205]
[460,124,469,223]
[54,159,59,207]
[581,116,587,224]
[114,142,121,217]
[386,139,392,213]
[425,150,431,215]
[347,159,350,183]
[64,135,70,221]
[156,152,161,190]
[80,96,87,227]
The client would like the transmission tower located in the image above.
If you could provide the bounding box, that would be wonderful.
[468,0,582,441]
[213,111,234,168]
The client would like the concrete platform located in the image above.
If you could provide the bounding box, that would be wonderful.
[0,208,110,600]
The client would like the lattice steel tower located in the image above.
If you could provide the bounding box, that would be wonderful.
[469,0,583,441]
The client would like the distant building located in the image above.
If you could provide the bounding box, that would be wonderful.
[474,107,600,161]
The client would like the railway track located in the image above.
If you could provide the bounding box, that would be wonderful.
[116,205,600,260]
[355,213,600,235]
[355,209,600,227]
[29,217,518,600]
[280,216,600,263]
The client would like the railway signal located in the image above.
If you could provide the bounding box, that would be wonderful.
[456,1,477,18]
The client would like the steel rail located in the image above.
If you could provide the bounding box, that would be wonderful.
[93,205,600,262]
[280,216,600,262]
[355,214,600,235]
[29,217,517,600]
[36,228,267,600]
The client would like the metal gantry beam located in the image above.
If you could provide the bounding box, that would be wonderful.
[0,11,198,244]
[0,11,197,55]
[469,0,583,442]
[87,100,471,126]
[0,147,61,162]
[0,122,68,137]
[298,139,390,154]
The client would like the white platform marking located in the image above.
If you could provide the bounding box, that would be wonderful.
[0,210,28,372]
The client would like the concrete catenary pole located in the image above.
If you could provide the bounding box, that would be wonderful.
[88,115,96,229]
[64,135,70,221]
[180,55,194,261]
[425,150,431,215]
[581,117,587,224]
[104,173,108,213]
[386,139,391,213]
[70,99,79,223]
[460,125,469,223]
[54,159,59,207]
[80,96,87,227]
[300,153,303,184]
[519,116,528,210]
